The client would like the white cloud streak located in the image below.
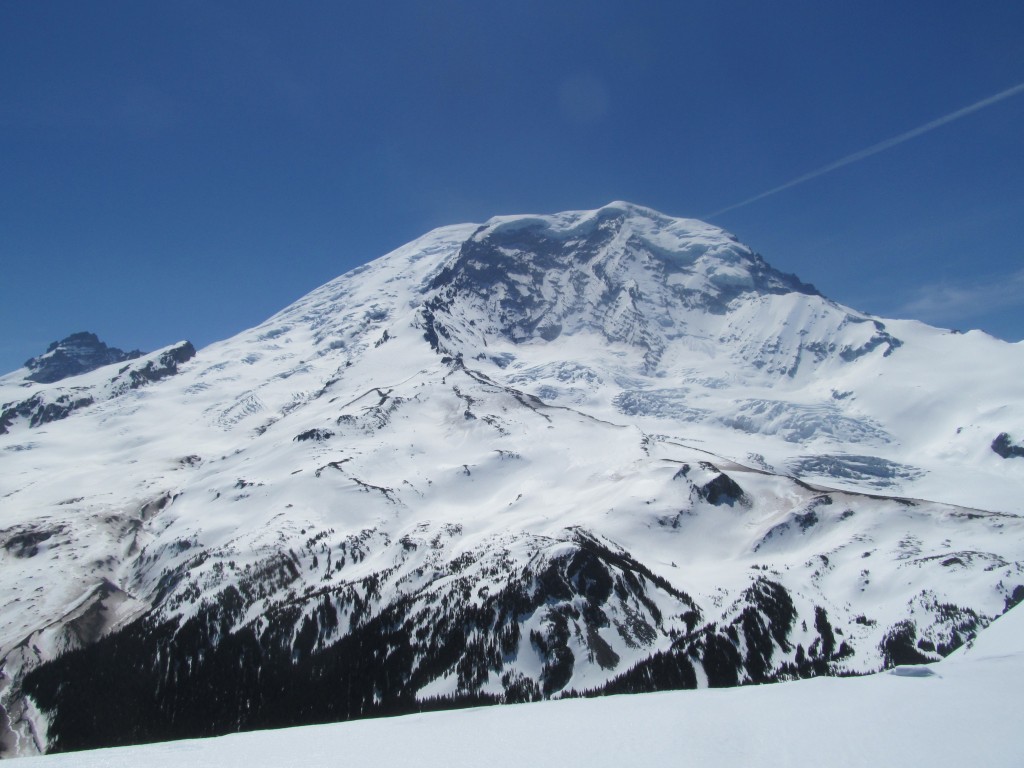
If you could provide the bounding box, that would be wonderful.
[896,269,1024,326]
[704,81,1024,219]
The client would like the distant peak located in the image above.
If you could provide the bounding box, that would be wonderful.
[43,331,102,352]
[24,332,144,384]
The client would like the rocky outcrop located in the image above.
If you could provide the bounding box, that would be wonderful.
[0,392,96,434]
[24,332,143,384]
[992,433,1024,459]
[110,342,196,394]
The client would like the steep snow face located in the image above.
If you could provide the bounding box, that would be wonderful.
[2,203,1024,756]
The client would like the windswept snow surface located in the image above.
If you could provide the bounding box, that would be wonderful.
[7,605,1023,768]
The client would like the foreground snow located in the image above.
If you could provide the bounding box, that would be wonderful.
[9,605,1022,767]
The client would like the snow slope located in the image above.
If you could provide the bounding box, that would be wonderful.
[2,202,1023,755]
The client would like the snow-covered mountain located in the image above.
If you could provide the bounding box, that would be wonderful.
[2,202,1023,756]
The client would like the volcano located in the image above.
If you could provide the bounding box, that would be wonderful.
[2,202,1022,755]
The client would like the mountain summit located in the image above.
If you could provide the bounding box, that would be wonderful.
[2,203,1023,755]
[421,202,824,370]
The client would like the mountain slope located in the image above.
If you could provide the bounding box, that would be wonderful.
[8,600,1024,768]
[1,202,1022,755]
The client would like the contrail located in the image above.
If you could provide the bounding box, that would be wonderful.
[704,81,1024,219]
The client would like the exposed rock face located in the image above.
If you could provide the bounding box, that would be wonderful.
[24,332,143,384]
[0,392,96,434]
[113,341,197,393]
[992,433,1024,459]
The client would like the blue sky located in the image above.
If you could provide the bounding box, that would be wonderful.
[2,1,1023,373]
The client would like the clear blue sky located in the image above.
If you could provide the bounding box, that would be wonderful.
[3,1,1023,373]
